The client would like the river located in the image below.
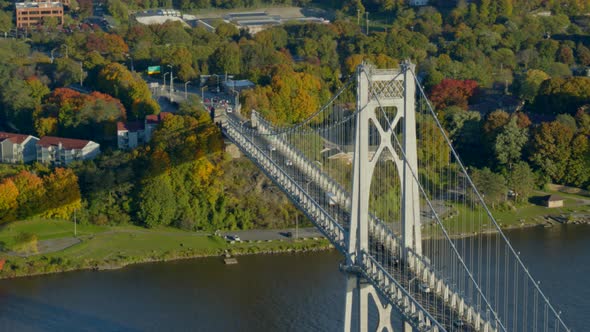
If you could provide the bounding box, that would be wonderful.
[0,225,587,331]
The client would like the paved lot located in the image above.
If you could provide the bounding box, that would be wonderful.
[222,227,324,241]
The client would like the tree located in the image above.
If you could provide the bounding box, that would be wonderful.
[558,45,574,65]
[563,134,590,186]
[418,120,450,168]
[429,79,478,110]
[138,174,176,227]
[518,69,549,102]
[576,43,590,66]
[529,121,574,184]
[107,0,129,23]
[494,117,528,168]
[210,42,241,74]
[42,168,82,219]
[534,77,590,115]
[0,10,12,32]
[96,63,159,119]
[0,179,19,223]
[483,110,510,134]
[11,171,45,219]
[506,162,536,203]
[471,168,507,208]
[442,107,480,139]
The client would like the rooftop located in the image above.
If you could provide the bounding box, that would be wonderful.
[15,2,63,9]
[0,132,35,144]
[117,121,145,132]
[546,195,564,202]
[37,136,93,150]
[145,112,173,125]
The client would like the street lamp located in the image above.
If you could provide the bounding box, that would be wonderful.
[184,81,191,99]
[163,72,169,89]
[201,85,208,103]
[50,47,58,64]
[61,44,68,58]
[125,53,134,72]
[167,64,174,100]
[79,62,84,86]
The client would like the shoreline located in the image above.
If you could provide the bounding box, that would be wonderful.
[0,238,335,280]
[1,217,588,280]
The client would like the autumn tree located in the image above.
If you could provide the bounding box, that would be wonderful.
[517,69,549,102]
[534,77,590,115]
[96,63,159,119]
[0,179,19,223]
[42,168,82,219]
[11,171,46,219]
[529,121,574,184]
[429,79,478,110]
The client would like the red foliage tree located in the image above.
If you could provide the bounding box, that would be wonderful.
[429,78,479,111]
[89,91,127,120]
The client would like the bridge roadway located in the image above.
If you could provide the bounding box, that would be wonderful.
[247,112,495,330]
[222,113,494,332]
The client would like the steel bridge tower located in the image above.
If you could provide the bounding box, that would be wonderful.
[344,62,421,332]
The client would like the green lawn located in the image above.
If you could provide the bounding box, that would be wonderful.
[0,218,332,279]
[423,191,590,237]
[0,218,108,247]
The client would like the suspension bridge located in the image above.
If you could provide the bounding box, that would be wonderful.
[218,62,570,331]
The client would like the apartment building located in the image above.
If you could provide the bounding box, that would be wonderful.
[36,136,100,166]
[15,1,64,28]
[0,132,39,163]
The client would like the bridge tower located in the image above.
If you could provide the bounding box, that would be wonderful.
[344,62,422,332]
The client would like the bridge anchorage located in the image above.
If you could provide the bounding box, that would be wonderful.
[219,62,571,332]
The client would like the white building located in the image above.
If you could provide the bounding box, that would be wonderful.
[116,112,172,149]
[0,132,39,163]
[36,136,100,166]
[117,121,146,150]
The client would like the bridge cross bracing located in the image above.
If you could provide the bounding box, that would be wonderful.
[220,63,570,332]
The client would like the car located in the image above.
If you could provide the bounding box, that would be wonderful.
[285,159,293,166]
[227,106,233,113]
[419,282,431,293]
[284,231,293,238]
[225,235,241,242]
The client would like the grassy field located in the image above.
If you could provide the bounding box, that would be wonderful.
[422,190,590,237]
[0,219,332,279]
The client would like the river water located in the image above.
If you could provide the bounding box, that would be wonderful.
[0,225,587,331]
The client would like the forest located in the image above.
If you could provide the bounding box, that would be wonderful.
[0,0,589,229]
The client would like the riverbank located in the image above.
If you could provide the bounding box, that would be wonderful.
[0,219,334,280]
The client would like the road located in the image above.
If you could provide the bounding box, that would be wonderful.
[221,227,324,241]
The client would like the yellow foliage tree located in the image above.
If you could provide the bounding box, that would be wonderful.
[41,168,82,219]
[0,179,19,223]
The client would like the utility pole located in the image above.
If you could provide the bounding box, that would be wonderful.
[167,64,174,101]
[184,81,191,99]
[50,47,57,64]
[79,62,84,86]
[296,214,299,240]
[74,210,77,237]
[357,9,360,26]
[366,12,369,35]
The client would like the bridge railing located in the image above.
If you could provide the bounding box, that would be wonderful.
[227,114,501,331]
[245,111,503,330]
[222,116,347,251]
